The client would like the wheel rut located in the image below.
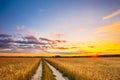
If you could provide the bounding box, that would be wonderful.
[31,59,69,80]
[45,61,69,80]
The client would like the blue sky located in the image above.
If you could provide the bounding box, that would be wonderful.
[1,0,120,33]
[0,0,120,54]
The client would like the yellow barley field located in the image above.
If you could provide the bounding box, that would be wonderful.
[46,57,120,80]
[0,58,40,80]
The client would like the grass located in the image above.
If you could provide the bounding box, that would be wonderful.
[42,60,56,80]
[0,58,41,80]
[46,57,120,80]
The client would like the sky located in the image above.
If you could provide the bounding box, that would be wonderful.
[0,0,120,55]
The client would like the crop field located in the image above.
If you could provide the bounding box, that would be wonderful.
[0,57,120,80]
[0,58,40,80]
[42,60,56,80]
[46,57,120,80]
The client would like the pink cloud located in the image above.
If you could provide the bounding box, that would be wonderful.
[103,9,120,20]
[50,33,64,38]
[16,25,25,31]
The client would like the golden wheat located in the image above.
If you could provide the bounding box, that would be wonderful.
[0,58,40,80]
[46,57,120,80]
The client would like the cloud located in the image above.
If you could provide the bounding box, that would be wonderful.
[39,37,66,45]
[47,40,66,46]
[55,47,69,50]
[56,34,64,38]
[16,25,25,31]
[0,42,11,49]
[55,40,66,43]
[0,33,68,53]
[17,35,45,45]
[103,9,120,20]
[15,40,45,45]
[39,37,51,42]
[0,34,14,49]
[23,35,38,41]
[50,33,64,38]
[96,22,120,43]
[97,22,120,34]
[0,39,13,43]
[17,44,34,49]
[0,34,12,37]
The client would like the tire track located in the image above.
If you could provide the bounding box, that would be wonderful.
[31,61,42,80]
[45,61,69,80]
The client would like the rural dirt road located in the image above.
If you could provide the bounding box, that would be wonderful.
[31,60,69,80]
[31,61,42,80]
[46,61,69,80]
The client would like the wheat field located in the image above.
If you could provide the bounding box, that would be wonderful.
[46,57,120,80]
[0,58,40,80]
[0,57,120,80]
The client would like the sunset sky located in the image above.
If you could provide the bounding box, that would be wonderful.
[0,0,120,55]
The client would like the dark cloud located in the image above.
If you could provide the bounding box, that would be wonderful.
[47,40,66,46]
[41,45,51,48]
[18,44,34,49]
[39,37,66,44]
[39,37,51,42]
[23,35,37,41]
[0,34,14,49]
[15,35,46,45]
[0,33,67,53]
[55,40,66,43]
[0,39,13,43]
[15,40,46,45]
[55,47,69,50]
[0,42,11,49]
[0,34,12,38]
[33,45,41,49]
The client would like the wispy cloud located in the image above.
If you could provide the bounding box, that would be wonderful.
[96,22,120,43]
[56,34,64,38]
[16,25,25,31]
[103,9,120,20]
[50,33,64,38]
[97,22,120,34]
[39,37,51,42]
